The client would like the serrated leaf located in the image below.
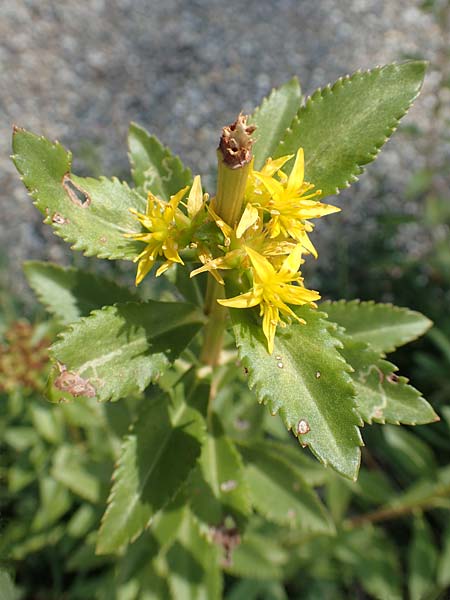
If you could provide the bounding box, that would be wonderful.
[382,426,437,479]
[190,415,251,529]
[339,335,438,425]
[322,300,432,354]
[166,510,222,600]
[226,523,289,581]
[50,300,203,402]
[0,569,20,600]
[128,122,192,200]
[51,445,104,503]
[239,441,334,534]
[96,392,205,554]
[275,61,426,198]
[261,440,330,487]
[249,78,302,170]
[230,305,362,480]
[24,261,136,325]
[336,526,402,600]
[437,521,450,588]
[12,128,145,259]
[226,579,287,600]
[408,517,438,600]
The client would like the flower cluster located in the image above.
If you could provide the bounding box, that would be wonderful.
[127,148,339,353]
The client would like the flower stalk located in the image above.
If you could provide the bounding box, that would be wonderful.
[200,115,255,366]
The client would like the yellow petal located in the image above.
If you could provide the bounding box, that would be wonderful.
[187,175,203,218]
[135,255,155,285]
[163,240,184,264]
[207,205,233,243]
[218,290,262,309]
[156,261,172,277]
[245,246,276,282]
[287,148,304,192]
[262,304,279,355]
[280,285,321,306]
[280,244,304,276]
[261,154,293,177]
[254,172,285,199]
[236,204,259,238]
[169,186,189,210]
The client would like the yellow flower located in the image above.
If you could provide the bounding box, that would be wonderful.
[246,149,340,257]
[218,245,320,354]
[126,176,205,285]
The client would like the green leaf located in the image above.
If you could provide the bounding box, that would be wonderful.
[336,526,402,600]
[128,122,192,200]
[381,466,450,515]
[339,336,438,425]
[96,392,205,554]
[24,261,136,325]
[322,300,432,354]
[0,570,20,600]
[50,300,204,402]
[190,415,251,529]
[166,510,222,600]
[32,477,72,531]
[226,579,287,600]
[230,306,362,480]
[51,445,104,503]
[437,521,450,588]
[261,440,330,487]
[382,426,437,480]
[227,522,289,581]
[239,441,333,534]
[275,61,426,198]
[12,127,145,259]
[408,517,438,600]
[249,78,302,170]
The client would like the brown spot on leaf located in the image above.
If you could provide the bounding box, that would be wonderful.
[387,373,400,384]
[100,236,107,244]
[62,174,91,207]
[51,212,69,225]
[54,362,96,398]
[297,418,311,435]
[210,523,241,567]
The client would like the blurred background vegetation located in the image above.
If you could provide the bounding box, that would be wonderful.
[1,0,449,598]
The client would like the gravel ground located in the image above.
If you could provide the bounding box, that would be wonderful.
[0,0,444,306]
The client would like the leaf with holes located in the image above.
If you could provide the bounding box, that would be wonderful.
[128,122,192,200]
[249,78,302,170]
[230,305,362,480]
[12,128,145,259]
[339,335,438,425]
[239,441,334,534]
[274,61,426,198]
[189,415,251,529]
[96,392,205,555]
[322,300,432,354]
[24,261,137,325]
[50,301,204,402]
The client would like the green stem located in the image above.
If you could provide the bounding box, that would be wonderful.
[200,278,227,366]
[200,115,254,366]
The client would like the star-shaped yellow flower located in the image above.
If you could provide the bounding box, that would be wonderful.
[245,148,340,257]
[218,245,320,353]
[126,176,205,285]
